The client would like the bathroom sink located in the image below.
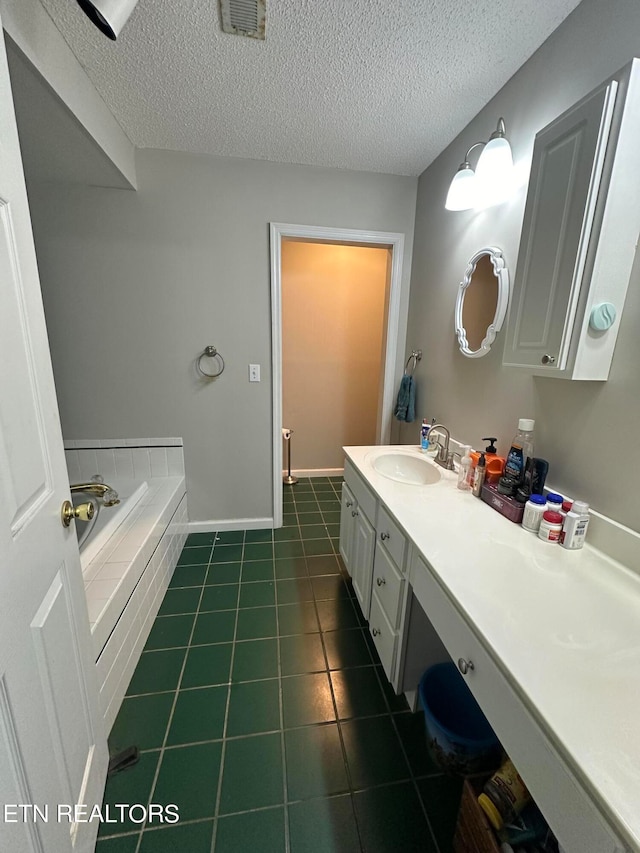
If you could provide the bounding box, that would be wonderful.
[372,452,441,486]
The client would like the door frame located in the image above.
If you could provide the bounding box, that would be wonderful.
[270,222,405,528]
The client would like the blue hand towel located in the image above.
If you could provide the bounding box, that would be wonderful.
[394,375,416,423]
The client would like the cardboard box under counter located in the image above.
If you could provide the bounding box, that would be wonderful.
[480,482,525,524]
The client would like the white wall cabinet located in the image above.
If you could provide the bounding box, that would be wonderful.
[503,58,640,380]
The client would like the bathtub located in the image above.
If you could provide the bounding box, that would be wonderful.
[74,479,149,572]
[78,472,187,731]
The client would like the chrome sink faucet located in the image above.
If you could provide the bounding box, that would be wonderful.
[427,424,455,470]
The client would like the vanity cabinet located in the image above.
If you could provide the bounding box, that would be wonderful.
[503,58,640,380]
[340,461,376,619]
[410,551,625,853]
[342,445,633,853]
[368,505,409,681]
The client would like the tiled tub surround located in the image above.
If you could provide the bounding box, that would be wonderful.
[64,437,185,484]
[96,478,463,853]
[64,438,188,731]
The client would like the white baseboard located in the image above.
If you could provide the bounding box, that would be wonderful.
[188,518,274,533]
[282,468,344,478]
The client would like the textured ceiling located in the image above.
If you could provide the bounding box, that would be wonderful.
[38,0,583,176]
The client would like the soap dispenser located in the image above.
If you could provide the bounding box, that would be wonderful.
[472,452,487,497]
[482,436,506,484]
[457,446,472,491]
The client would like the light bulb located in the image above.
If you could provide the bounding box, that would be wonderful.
[445,167,477,211]
[475,135,514,208]
[76,0,139,40]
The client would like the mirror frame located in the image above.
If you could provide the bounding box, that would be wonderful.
[455,246,509,358]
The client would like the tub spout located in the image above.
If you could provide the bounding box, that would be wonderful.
[70,481,121,506]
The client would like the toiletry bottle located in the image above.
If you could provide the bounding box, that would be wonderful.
[472,452,486,497]
[538,510,563,543]
[457,446,472,491]
[478,758,531,831]
[561,499,573,519]
[420,418,430,452]
[545,493,564,514]
[482,437,505,484]
[522,494,547,533]
[523,457,549,495]
[560,501,590,549]
[504,419,535,484]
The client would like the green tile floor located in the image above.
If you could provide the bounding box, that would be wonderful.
[97,477,462,853]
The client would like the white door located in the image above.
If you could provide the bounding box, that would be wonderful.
[0,20,108,853]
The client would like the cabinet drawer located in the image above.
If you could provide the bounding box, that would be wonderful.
[368,590,397,679]
[373,542,404,627]
[344,459,377,525]
[376,504,407,570]
[410,552,623,853]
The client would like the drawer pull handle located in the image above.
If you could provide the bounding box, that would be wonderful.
[376,577,386,587]
[346,500,353,507]
[380,531,390,541]
[372,628,381,637]
[457,657,474,675]
[351,510,358,517]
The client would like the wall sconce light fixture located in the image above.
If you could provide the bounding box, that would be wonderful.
[76,0,139,40]
[445,118,514,211]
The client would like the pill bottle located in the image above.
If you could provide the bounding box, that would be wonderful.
[522,494,547,533]
[538,510,563,543]
[545,492,563,514]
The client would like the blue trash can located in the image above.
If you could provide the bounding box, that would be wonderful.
[419,662,501,776]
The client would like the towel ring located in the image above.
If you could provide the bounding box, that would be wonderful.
[404,350,422,375]
[197,345,225,379]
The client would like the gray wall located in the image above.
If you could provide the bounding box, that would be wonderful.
[28,151,417,522]
[404,0,640,533]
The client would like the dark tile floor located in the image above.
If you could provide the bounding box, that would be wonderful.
[96,477,462,853]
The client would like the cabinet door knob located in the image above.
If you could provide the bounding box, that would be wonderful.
[457,657,474,675]
[541,354,556,365]
[380,531,390,541]
[376,577,386,586]
[372,628,381,637]
[346,500,353,508]
[351,510,358,517]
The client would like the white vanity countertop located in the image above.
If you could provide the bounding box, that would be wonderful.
[344,445,640,850]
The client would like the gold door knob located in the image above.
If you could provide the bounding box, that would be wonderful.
[61,500,95,527]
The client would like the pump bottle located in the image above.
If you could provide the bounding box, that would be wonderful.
[472,452,486,497]
[457,446,472,491]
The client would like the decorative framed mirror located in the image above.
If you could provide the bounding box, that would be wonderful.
[455,246,509,358]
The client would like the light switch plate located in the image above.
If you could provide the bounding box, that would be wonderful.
[249,364,261,382]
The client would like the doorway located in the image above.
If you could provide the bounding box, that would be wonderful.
[270,223,405,527]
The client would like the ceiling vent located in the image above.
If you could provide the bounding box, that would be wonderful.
[220,0,265,40]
